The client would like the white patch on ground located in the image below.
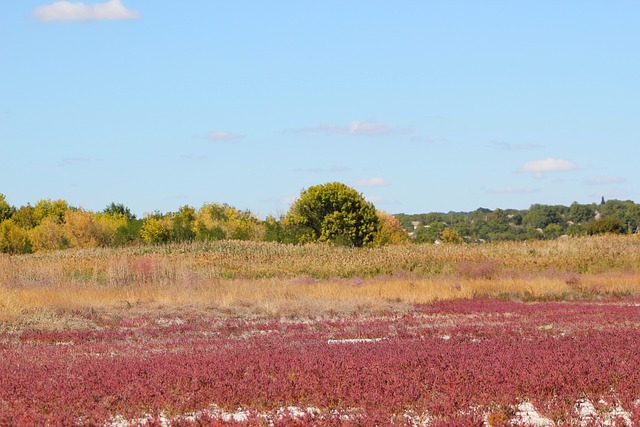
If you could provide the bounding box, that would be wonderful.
[105,398,639,426]
[327,337,386,344]
[576,399,599,426]
[155,317,185,326]
[576,399,632,427]
[276,406,321,418]
[511,402,553,427]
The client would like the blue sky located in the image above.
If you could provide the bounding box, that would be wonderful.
[1,1,638,218]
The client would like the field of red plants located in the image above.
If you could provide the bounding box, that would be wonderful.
[2,298,640,426]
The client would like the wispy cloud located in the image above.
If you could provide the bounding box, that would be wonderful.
[351,177,390,188]
[584,175,626,186]
[520,157,577,177]
[488,186,539,195]
[491,141,542,151]
[207,131,245,142]
[33,0,140,22]
[290,120,412,137]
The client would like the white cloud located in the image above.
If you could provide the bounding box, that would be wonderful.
[347,120,400,136]
[488,186,538,195]
[351,177,390,188]
[207,131,245,142]
[520,157,577,177]
[291,120,412,137]
[33,0,140,22]
[584,175,626,186]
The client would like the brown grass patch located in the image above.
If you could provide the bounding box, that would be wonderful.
[2,235,640,328]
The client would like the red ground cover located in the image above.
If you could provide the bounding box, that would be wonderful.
[2,298,640,425]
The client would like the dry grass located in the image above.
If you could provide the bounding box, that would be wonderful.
[1,235,640,328]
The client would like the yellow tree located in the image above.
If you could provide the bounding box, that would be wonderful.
[0,219,31,254]
[285,182,379,247]
[373,211,409,246]
[140,216,172,244]
[29,217,66,251]
[440,227,464,244]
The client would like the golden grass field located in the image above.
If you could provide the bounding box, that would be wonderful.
[1,234,640,329]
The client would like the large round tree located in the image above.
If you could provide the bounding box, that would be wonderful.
[285,182,379,247]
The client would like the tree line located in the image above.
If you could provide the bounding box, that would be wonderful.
[2,185,638,254]
[0,183,408,254]
[397,198,640,243]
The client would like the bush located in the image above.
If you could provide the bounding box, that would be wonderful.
[0,194,15,222]
[140,217,172,244]
[586,217,626,235]
[373,211,409,246]
[440,227,464,244]
[285,182,379,247]
[29,217,66,251]
[194,203,264,241]
[0,219,31,254]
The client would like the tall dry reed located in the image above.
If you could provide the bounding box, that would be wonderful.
[1,235,640,325]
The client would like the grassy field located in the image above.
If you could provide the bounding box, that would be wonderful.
[1,234,640,328]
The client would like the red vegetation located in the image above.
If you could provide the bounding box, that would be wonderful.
[2,299,640,425]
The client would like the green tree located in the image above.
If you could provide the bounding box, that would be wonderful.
[599,199,640,232]
[0,194,15,222]
[523,204,566,230]
[102,203,142,246]
[413,221,445,243]
[544,223,564,239]
[112,219,143,246]
[171,205,196,241]
[567,202,596,224]
[586,216,626,235]
[103,202,136,221]
[12,205,38,229]
[285,182,379,247]
[263,215,288,243]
